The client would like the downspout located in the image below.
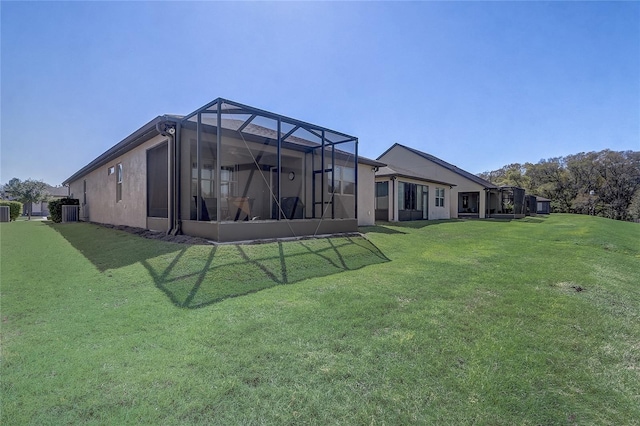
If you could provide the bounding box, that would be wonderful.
[174,121,181,235]
[391,176,396,221]
[156,120,178,235]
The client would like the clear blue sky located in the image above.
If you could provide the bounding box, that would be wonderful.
[2,1,638,186]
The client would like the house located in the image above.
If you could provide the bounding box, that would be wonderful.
[488,186,527,219]
[374,164,456,221]
[376,144,498,220]
[63,98,384,242]
[535,196,551,214]
[26,185,69,217]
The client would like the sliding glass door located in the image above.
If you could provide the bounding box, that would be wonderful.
[398,181,428,221]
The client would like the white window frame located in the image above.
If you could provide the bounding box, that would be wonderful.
[220,165,238,198]
[435,187,445,207]
[116,163,123,202]
[329,165,355,196]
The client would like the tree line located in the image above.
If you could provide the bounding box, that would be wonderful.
[478,150,640,221]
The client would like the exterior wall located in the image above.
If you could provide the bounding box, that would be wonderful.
[25,197,65,217]
[357,163,375,226]
[374,176,451,222]
[378,146,488,218]
[182,218,357,242]
[26,201,48,216]
[147,217,169,232]
[69,135,169,228]
[537,201,551,214]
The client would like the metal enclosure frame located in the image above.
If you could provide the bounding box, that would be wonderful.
[177,98,359,241]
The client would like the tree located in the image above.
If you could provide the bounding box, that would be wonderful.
[594,151,640,220]
[479,163,531,189]
[2,178,50,220]
[478,149,639,219]
[628,190,640,221]
[524,158,574,212]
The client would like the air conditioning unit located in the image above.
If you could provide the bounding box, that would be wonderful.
[0,206,9,222]
[62,205,79,223]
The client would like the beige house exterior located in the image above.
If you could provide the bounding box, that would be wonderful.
[68,132,167,229]
[64,99,383,242]
[374,165,455,222]
[376,144,497,219]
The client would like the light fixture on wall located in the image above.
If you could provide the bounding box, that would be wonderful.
[288,172,295,181]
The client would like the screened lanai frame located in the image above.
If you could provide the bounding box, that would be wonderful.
[486,186,526,218]
[179,98,359,226]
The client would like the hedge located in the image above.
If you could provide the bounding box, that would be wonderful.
[48,198,80,223]
[0,201,23,221]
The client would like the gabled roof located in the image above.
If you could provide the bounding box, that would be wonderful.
[376,165,456,187]
[47,185,69,197]
[377,143,497,189]
[534,196,551,202]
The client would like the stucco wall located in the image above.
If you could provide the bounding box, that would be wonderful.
[378,146,488,218]
[69,135,169,228]
[357,163,376,226]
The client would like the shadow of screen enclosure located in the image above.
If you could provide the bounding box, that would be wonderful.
[48,222,389,309]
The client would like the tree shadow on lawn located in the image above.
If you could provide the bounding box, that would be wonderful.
[48,223,390,309]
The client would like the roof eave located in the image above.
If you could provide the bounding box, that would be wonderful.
[62,116,169,185]
[358,157,387,167]
[376,172,457,187]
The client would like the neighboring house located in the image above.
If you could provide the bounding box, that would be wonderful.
[374,164,455,221]
[376,144,498,219]
[535,196,551,214]
[488,186,527,219]
[26,185,68,217]
[63,98,384,242]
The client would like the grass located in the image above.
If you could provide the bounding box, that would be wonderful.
[1,214,639,424]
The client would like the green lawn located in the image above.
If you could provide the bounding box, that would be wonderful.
[1,215,639,424]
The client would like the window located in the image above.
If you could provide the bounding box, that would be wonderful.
[83,180,87,205]
[192,161,216,199]
[397,181,429,221]
[375,181,389,209]
[108,166,115,175]
[220,166,237,198]
[116,163,123,202]
[328,165,355,195]
[435,187,445,207]
[398,182,427,210]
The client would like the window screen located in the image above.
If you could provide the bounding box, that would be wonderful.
[147,143,168,217]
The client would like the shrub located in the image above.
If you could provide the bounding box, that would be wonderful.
[48,198,80,223]
[0,201,23,221]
